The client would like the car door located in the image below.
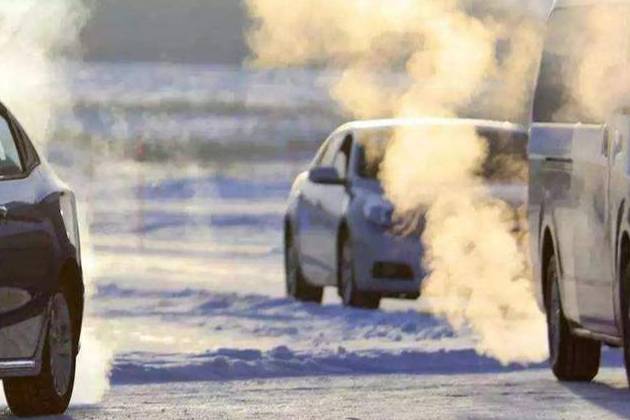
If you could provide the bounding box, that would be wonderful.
[608,114,630,333]
[571,125,616,333]
[529,122,580,323]
[568,5,630,333]
[298,134,342,284]
[317,132,353,285]
[0,109,55,360]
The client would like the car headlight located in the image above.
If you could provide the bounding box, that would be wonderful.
[60,193,80,253]
[363,196,394,227]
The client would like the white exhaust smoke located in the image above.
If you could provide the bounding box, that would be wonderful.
[0,0,112,404]
[246,0,548,364]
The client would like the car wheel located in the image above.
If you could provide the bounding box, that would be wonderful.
[547,254,600,382]
[4,290,76,417]
[339,234,380,310]
[285,231,323,303]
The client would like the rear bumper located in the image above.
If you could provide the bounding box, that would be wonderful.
[351,220,424,298]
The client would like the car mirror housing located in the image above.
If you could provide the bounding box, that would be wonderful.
[308,167,345,185]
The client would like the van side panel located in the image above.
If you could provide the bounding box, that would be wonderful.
[528,124,581,323]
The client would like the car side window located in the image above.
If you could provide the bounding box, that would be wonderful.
[12,120,40,172]
[319,134,343,167]
[332,134,353,178]
[0,115,24,177]
[312,135,334,167]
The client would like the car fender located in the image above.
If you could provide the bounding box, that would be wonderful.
[333,193,354,281]
[285,172,308,234]
[538,204,561,311]
[540,206,584,324]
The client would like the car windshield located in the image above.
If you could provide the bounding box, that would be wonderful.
[356,130,391,180]
[356,126,527,182]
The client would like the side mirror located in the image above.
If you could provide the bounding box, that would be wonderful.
[308,167,345,185]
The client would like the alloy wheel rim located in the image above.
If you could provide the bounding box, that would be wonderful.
[49,293,73,397]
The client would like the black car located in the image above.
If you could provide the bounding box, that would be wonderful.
[0,102,83,416]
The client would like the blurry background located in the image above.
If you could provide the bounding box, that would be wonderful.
[80,0,552,63]
[36,0,557,386]
[58,0,554,162]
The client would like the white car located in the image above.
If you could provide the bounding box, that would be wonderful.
[284,118,527,309]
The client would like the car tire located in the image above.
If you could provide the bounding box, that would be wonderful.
[4,289,77,417]
[546,254,600,382]
[339,233,380,310]
[285,231,323,304]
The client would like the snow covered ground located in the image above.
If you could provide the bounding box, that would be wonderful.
[76,158,499,383]
[22,370,630,419]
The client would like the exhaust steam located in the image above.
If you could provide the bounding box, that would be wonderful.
[246,0,549,364]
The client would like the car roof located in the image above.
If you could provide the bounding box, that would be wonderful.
[335,118,527,136]
[553,0,630,9]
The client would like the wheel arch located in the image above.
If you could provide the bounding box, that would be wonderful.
[284,216,292,248]
[617,229,630,334]
[620,231,630,274]
[541,226,555,311]
[613,200,629,331]
[58,258,84,354]
[616,200,626,274]
[284,216,295,279]
[336,219,351,288]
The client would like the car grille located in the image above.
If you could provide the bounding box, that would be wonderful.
[389,209,426,238]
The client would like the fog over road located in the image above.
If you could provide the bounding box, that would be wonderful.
[0,0,605,417]
[2,157,620,419]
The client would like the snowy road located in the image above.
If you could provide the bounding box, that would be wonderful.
[9,369,629,419]
[7,159,626,418]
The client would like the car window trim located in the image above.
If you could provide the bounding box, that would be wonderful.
[0,110,38,182]
[312,136,332,168]
[12,118,41,171]
[331,132,353,179]
[319,132,345,168]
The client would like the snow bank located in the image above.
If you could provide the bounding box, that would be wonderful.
[111,347,544,385]
[94,283,626,386]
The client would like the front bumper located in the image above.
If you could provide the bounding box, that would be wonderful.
[350,218,424,298]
